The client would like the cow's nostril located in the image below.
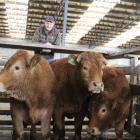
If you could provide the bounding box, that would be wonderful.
[101,82,104,87]
[93,82,97,87]
[88,128,95,134]
[93,82,104,87]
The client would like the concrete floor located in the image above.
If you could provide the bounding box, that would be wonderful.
[0,130,137,140]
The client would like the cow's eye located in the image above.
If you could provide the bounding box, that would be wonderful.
[101,108,106,113]
[15,66,20,70]
[83,66,88,70]
[101,108,107,114]
[99,106,107,116]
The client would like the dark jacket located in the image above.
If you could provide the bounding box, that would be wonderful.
[32,25,61,46]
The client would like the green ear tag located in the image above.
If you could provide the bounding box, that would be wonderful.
[68,58,77,65]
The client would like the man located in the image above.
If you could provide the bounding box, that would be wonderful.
[32,16,61,46]
[32,16,61,62]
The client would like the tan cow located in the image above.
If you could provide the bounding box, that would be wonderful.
[0,50,56,140]
[50,51,107,140]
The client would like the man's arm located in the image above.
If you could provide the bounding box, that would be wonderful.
[32,28,40,42]
[54,32,61,46]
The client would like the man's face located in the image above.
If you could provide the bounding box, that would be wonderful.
[45,21,55,31]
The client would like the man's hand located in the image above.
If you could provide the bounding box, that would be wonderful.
[46,42,52,46]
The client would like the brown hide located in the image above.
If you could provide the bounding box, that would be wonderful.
[0,50,56,139]
[51,51,106,114]
[88,67,131,139]
[50,51,107,139]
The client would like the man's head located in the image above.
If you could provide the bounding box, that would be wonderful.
[44,16,55,31]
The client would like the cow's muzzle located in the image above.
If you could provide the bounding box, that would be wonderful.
[87,127,101,136]
[0,82,7,93]
[88,81,104,94]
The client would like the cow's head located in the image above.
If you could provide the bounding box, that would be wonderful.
[87,92,117,135]
[68,52,107,94]
[0,49,41,100]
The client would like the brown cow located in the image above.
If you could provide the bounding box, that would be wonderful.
[50,52,107,140]
[0,50,56,140]
[88,67,131,140]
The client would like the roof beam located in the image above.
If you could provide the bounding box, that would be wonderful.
[28,8,84,15]
[99,19,136,25]
[110,9,140,15]
[104,22,140,47]
[115,3,138,10]
[105,14,139,21]
[121,0,140,4]
[87,31,120,36]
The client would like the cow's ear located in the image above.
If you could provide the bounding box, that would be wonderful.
[0,68,4,74]
[68,53,88,64]
[111,101,118,110]
[68,54,78,65]
[100,55,108,68]
[76,54,82,63]
[102,58,108,68]
[76,53,88,63]
[29,54,41,68]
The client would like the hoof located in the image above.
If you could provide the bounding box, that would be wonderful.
[73,135,82,140]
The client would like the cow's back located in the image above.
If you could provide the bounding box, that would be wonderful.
[51,58,76,82]
[103,67,130,98]
[102,67,131,126]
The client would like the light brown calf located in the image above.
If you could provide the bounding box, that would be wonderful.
[0,50,56,140]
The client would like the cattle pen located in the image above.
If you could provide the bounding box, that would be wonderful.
[0,39,139,140]
[0,0,140,139]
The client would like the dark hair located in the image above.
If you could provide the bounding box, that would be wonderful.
[45,16,55,22]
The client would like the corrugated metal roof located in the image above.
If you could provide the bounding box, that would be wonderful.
[0,0,139,48]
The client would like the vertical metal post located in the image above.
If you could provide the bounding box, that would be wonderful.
[130,58,135,84]
[60,0,68,58]
[61,0,68,48]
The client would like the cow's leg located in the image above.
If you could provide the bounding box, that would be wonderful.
[40,107,53,140]
[74,103,88,140]
[115,119,126,140]
[53,110,65,140]
[12,118,25,140]
[10,99,30,140]
[30,124,36,140]
[74,113,85,140]
[115,129,123,140]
